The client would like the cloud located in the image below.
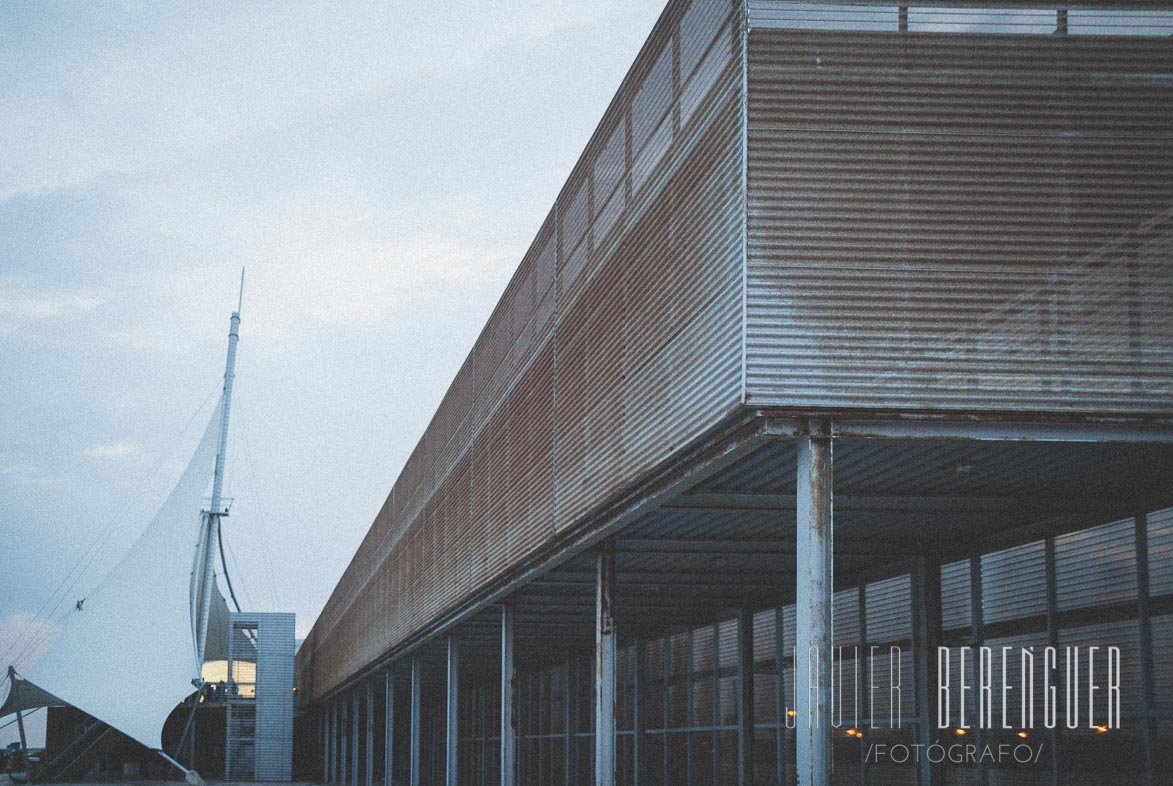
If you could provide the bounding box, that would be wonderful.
[0,292,100,319]
[0,464,59,487]
[0,1,647,205]
[83,441,139,459]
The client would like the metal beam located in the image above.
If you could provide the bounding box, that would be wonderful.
[615,537,911,556]
[665,492,1108,515]
[595,546,617,786]
[737,608,755,786]
[795,421,833,786]
[828,418,1173,444]
[446,636,460,786]
[501,606,517,786]
[410,656,422,786]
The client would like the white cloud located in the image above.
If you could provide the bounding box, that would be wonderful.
[0,464,59,487]
[0,292,100,319]
[0,1,647,205]
[83,441,139,459]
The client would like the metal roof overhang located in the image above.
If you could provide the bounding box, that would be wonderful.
[313,410,1173,698]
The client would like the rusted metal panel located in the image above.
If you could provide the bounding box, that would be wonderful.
[301,0,746,700]
[744,13,1173,416]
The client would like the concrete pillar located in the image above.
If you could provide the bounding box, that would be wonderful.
[737,608,755,786]
[410,656,422,786]
[501,605,517,786]
[595,546,617,786]
[385,669,395,786]
[447,637,460,786]
[795,422,833,786]
[366,680,375,786]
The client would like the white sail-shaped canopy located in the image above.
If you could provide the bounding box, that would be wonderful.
[1,400,225,750]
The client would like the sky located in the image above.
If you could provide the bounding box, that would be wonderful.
[0,0,665,743]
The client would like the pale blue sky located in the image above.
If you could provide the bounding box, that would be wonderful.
[0,0,665,718]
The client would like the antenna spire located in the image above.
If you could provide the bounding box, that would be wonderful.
[237,267,245,314]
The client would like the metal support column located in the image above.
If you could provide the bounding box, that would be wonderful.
[633,639,648,786]
[352,692,360,786]
[738,608,755,786]
[775,606,787,786]
[332,700,340,785]
[385,669,395,786]
[366,680,375,786]
[447,637,460,786]
[565,657,576,786]
[858,585,869,786]
[321,709,328,783]
[795,421,833,786]
[501,605,517,786]
[1135,514,1155,786]
[912,556,942,786]
[410,656,422,786]
[968,556,986,786]
[595,545,618,786]
[15,711,28,771]
[341,700,349,786]
[1043,538,1061,785]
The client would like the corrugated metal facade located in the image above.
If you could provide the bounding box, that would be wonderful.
[300,0,1173,708]
[227,612,296,782]
[745,1,1173,414]
[303,0,746,700]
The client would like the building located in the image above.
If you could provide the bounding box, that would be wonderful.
[294,2,1173,785]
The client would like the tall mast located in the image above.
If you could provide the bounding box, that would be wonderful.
[193,271,243,670]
